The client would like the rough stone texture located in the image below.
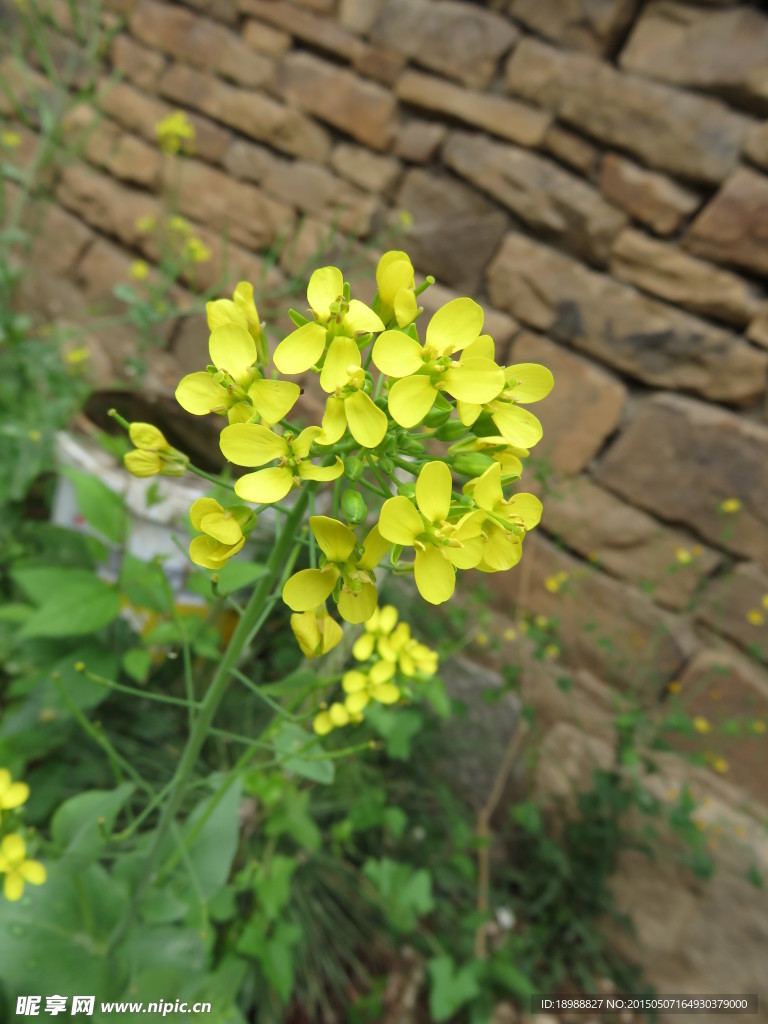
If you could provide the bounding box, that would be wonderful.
[444,132,627,267]
[129,0,232,68]
[747,305,768,350]
[508,331,626,474]
[620,2,768,113]
[330,144,401,194]
[56,164,160,249]
[110,35,166,92]
[222,139,278,184]
[397,169,507,293]
[490,535,696,690]
[611,228,764,327]
[394,120,447,164]
[240,0,367,62]
[242,18,292,56]
[26,203,94,278]
[696,563,768,666]
[351,45,405,88]
[276,51,396,151]
[260,159,378,236]
[745,121,768,172]
[543,124,599,176]
[541,475,722,610]
[510,0,636,56]
[418,283,520,356]
[684,167,768,280]
[505,37,752,184]
[599,153,701,236]
[397,70,551,149]
[593,394,768,573]
[159,63,330,161]
[371,0,518,89]
[487,233,768,405]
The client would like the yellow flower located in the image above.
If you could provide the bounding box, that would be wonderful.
[124,422,188,478]
[185,237,211,263]
[220,423,344,504]
[375,250,419,328]
[0,834,46,902]
[753,720,766,734]
[207,281,267,365]
[503,627,517,641]
[449,434,526,481]
[290,605,343,659]
[0,130,22,149]
[378,461,485,605]
[176,323,300,425]
[170,215,191,235]
[667,681,681,694]
[711,757,729,774]
[675,548,693,565]
[129,260,150,280]
[693,716,712,734]
[544,643,560,659]
[545,571,569,593]
[136,215,156,233]
[283,516,388,624]
[720,498,741,513]
[188,497,252,569]
[465,462,542,572]
[65,347,90,365]
[342,661,400,714]
[273,266,384,386]
[156,110,195,154]
[315,367,388,449]
[747,609,765,627]
[313,701,356,736]
[0,769,29,822]
[763,594,768,610]
[352,605,438,676]
[372,299,505,428]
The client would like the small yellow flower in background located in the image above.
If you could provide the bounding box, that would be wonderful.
[290,605,343,659]
[720,498,741,513]
[734,824,747,838]
[398,209,413,228]
[503,627,517,642]
[124,422,188,478]
[747,609,765,627]
[220,423,343,504]
[156,110,195,154]
[0,769,29,821]
[675,548,693,565]
[129,260,150,280]
[170,215,191,235]
[188,497,252,570]
[313,701,359,736]
[0,834,46,901]
[545,571,569,593]
[28,429,42,442]
[375,250,419,328]
[352,605,438,676]
[693,716,712,734]
[475,631,489,647]
[667,681,681,694]
[343,661,400,714]
[762,594,768,610]
[65,346,90,365]
[0,130,21,149]
[752,720,766,734]
[544,643,560,659]
[711,757,729,774]
[136,215,156,233]
[185,237,211,264]
[534,615,549,629]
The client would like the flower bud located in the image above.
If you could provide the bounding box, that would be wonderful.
[378,456,394,475]
[341,490,367,525]
[423,405,451,428]
[453,453,495,477]
[344,455,364,481]
[397,482,416,499]
[434,420,468,442]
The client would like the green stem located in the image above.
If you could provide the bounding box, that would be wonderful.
[106,485,313,955]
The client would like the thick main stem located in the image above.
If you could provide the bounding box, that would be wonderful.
[107,487,311,955]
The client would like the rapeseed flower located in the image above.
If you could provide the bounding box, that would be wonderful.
[342,661,400,714]
[313,701,360,736]
[316,367,388,449]
[220,423,344,503]
[0,834,46,902]
[283,516,388,624]
[124,423,189,478]
[189,497,252,569]
[375,250,419,328]
[465,462,542,572]
[0,770,29,821]
[207,281,267,365]
[352,605,438,676]
[129,260,149,280]
[176,323,299,425]
[290,605,343,659]
[156,110,195,154]
[720,498,741,513]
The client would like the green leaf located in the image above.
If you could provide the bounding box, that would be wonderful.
[63,467,128,543]
[181,779,242,900]
[271,721,335,784]
[51,783,135,864]
[122,647,152,683]
[366,705,424,760]
[12,565,98,605]
[254,854,297,920]
[120,554,171,613]
[363,858,433,932]
[428,956,480,1023]
[19,578,121,638]
[213,560,269,592]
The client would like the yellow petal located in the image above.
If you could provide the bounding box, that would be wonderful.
[189,535,244,569]
[220,423,287,467]
[316,397,347,446]
[377,251,412,298]
[176,372,227,415]
[283,567,338,611]
[247,379,301,424]
[200,511,243,545]
[345,691,370,714]
[310,516,356,563]
[414,546,455,604]
[320,335,361,393]
[480,523,522,572]
[124,450,162,477]
[359,523,389,570]
[441,357,504,404]
[1,834,26,862]
[0,781,28,811]
[293,426,323,459]
[4,872,24,901]
[235,467,294,504]
[273,322,328,375]
[206,298,248,333]
[233,280,259,326]
[472,463,504,513]
[190,497,224,532]
[395,289,418,328]
[313,711,333,735]
[344,299,385,334]
[209,323,257,384]
[369,659,395,684]
[490,404,543,449]
[322,614,344,654]
[378,496,423,546]
[505,362,554,403]
[19,859,46,885]
[387,375,437,428]
[426,297,483,355]
[353,633,376,660]
[370,681,400,705]
[329,702,350,726]
[505,492,543,529]
[463,334,495,361]
[345,391,388,448]
[337,581,377,624]
[308,266,344,322]
[300,458,345,482]
[372,330,423,378]
[128,422,168,451]
[342,670,368,694]
[456,400,482,427]
[416,461,452,524]
[443,530,485,570]
[227,403,254,425]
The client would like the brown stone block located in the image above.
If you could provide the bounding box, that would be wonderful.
[696,564,768,665]
[110,35,166,92]
[56,163,160,248]
[129,0,232,68]
[178,0,239,23]
[745,121,768,173]
[260,159,378,237]
[542,124,598,177]
[747,304,768,350]
[620,2,768,114]
[611,229,764,327]
[444,131,626,267]
[394,120,447,165]
[509,332,626,475]
[222,139,279,184]
[239,0,367,61]
[242,19,292,57]
[505,38,752,185]
[684,167,768,280]
[599,153,701,236]
[397,70,551,149]
[351,46,405,87]
[541,475,722,610]
[487,233,768,405]
[330,144,401,194]
[370,0,518,89]
[593,394,768,571]
[26,203,94,278]
[159,63,330,161]
[276,51,396,151]
[511,0,635,56]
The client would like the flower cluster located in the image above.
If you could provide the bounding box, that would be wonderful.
[0,769,45,902]
[155,110,195,155]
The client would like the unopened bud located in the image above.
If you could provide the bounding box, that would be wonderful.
[378,456,394,475]
[434,420,469,442]
[344,455,364,481]
[341,490,367,525]
[397,482,416,499]
[453,453,495,477]
[423,405,451,428]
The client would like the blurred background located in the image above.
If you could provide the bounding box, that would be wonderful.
[1,0,767,1021]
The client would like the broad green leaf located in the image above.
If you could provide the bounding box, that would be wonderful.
[12,565,98,605]
[122,647,152,683]
[213,560,269,592]
[254,855,296,920]
[19,578,121,638]
[120,553,171,613]
[363,858,433,932]
[181,779,242,900]
[64,466,128,543]
[51,783,135,864]
[428,956,480,1023]
[271,721,335,784]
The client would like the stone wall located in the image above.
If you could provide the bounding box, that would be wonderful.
[3,0,768,1015]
